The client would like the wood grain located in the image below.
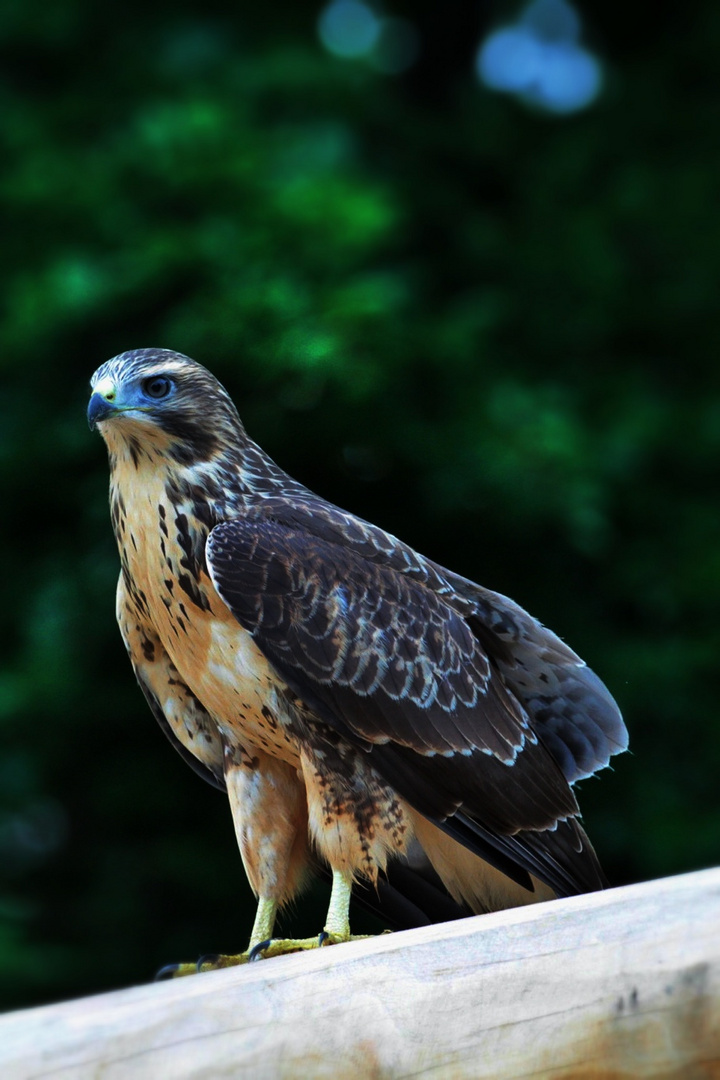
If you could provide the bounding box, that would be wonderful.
[1,867,719,1079]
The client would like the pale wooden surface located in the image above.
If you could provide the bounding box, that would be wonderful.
[1,867,719,1080]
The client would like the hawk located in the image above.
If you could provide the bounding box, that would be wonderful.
[88,348,628,973]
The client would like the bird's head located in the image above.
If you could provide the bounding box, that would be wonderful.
[88,348,244,466]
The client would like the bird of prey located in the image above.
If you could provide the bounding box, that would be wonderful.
[88,347,628,973]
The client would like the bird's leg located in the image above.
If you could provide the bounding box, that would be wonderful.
[155,893,282,979]
[158,868,383,977]
[156,748,396,977]
[171,872,370,973]
[322,868,353,941]
[156,750,309,979]
[247,867,377,960]
[248,895,279,949]
[191,895,281,973]
[238,747,399,961]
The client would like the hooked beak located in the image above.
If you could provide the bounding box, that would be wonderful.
[87,391,120,430]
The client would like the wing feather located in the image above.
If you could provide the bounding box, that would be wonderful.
[208,517,529,763]
[229,495,627,784]
[205,514,615,896]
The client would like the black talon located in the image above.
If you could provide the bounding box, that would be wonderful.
[155,963,181,981]
[318,932,330,946]
[249,938,273,962]
[196,953,221,972]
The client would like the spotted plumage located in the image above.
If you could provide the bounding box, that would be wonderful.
[88,347,628,964]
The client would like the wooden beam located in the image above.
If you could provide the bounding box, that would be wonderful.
[1,867,719,1079]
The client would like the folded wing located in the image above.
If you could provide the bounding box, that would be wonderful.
[206,503,626,898]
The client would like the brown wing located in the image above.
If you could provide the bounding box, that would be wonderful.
[436,575,628,784]
[206,512,612,896]
[230,495,627,785]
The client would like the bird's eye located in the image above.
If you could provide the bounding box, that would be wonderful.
[142,376,173,400]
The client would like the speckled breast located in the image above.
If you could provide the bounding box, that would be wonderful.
[114,469,300,766]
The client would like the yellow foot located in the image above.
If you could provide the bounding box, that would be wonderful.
[154,931,386,979]
[247,930,377,962]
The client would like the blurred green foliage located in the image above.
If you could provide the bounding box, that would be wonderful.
[1,0,719,1011]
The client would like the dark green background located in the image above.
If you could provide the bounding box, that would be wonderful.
[1,0,718,1012]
